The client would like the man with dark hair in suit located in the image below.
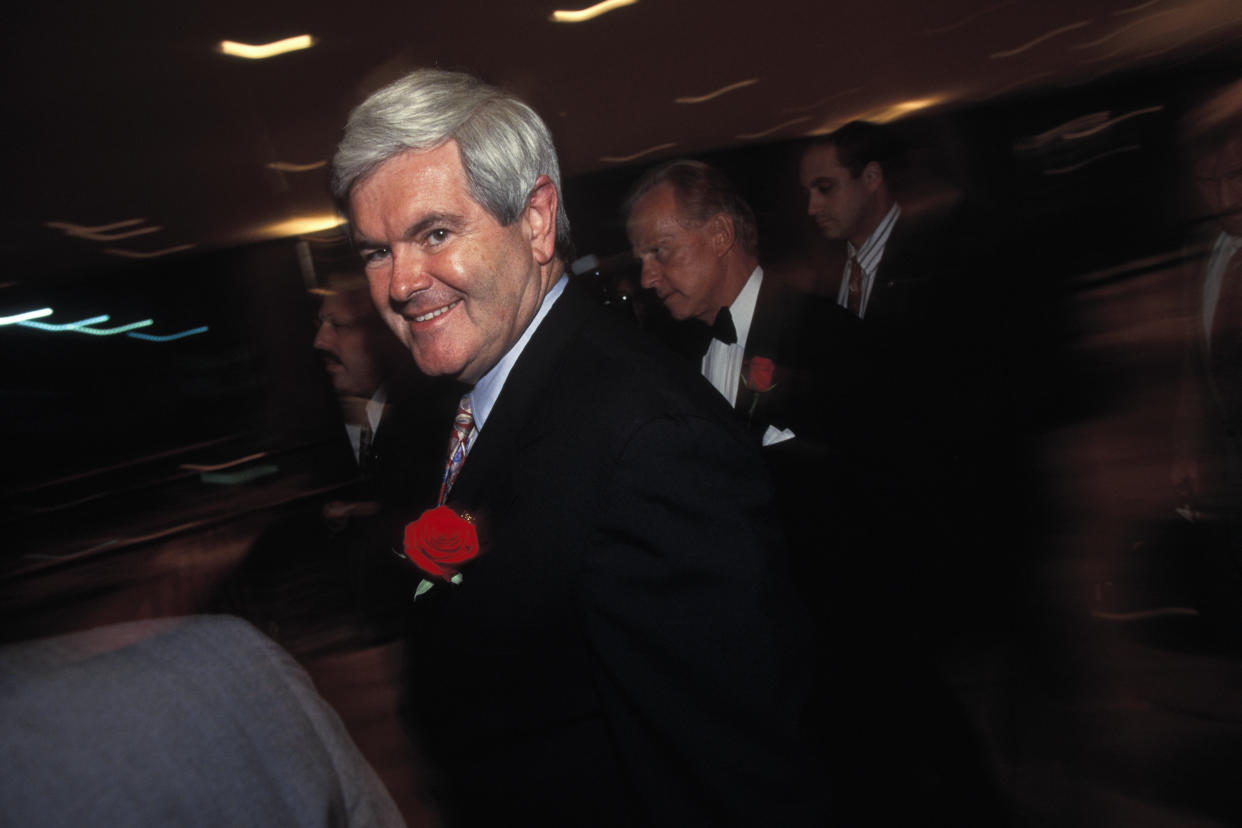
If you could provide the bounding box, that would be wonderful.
[799,119,959,330]
[331,68,826,828]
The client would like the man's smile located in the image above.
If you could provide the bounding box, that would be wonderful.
[411,299,462,323]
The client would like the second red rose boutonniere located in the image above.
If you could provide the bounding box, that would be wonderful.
[402,504,482,601]
[741,355,778,420]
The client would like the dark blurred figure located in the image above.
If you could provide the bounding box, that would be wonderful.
[1172,78,1242,627]
[625,159,1007,827]
[799,121,1025,644]
[313,272,450,515]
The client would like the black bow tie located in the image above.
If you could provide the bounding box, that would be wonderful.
[711,307,737,345]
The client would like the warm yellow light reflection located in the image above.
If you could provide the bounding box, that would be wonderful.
[809,96,946,135]
[869,97,942,122]
[266,160,327,173]
[550,0,637,23]
[219,35,314,60]
[261,214,346,239]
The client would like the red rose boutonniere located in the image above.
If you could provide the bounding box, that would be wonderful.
[402,505,481,601]
[741,356,778,420]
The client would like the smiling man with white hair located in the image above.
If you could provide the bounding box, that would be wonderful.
[331,68,827,828]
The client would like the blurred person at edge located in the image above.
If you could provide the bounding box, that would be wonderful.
[330,68,828,828]
[1173,79,1242,574]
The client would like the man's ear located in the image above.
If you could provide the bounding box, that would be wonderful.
[524,175,559,265]
[862,161,884,193]
[709,212,736,258]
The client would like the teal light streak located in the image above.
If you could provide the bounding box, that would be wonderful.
[127,326,209,342]
[17,314,111,331]
[0,308,53,325]
[75,319,155,335]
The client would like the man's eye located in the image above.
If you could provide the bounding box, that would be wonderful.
[361,248,390,265]
[426,228,450,246]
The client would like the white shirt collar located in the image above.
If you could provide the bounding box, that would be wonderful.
[728,266,763,351]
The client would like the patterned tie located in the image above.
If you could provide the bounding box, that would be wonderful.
[438,393,475,505]
[846,256,864,316]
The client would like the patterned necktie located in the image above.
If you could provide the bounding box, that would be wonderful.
[438,394,475,505]
[846,256,864,316]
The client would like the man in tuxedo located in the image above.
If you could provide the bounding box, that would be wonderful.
[623,159,862,440]
[624,160,1006,826]
[331,68,826,827]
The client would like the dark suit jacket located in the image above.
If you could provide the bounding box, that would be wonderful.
[400,278,826,828]
[718,275,1007,827]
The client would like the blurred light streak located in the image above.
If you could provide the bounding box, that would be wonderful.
[1064,105,1164,138]
[46,219,161,242]
[45,218,145,234]
[179,452,269,472]
[600,142,676,163]
[991,20,1092,58]
[105,244,197,259]
[0,308,53,325]
[869,97,941,122]
[783,87,861,113]
[989,71,1054,98]
[1071,9,1177,49]
[737,116,810,140]
[1115,0,1164,14]
[266,160,327,173]
[219,35,314,60]
[261,214,345,239]
[1045,144,1142,175]
[675,78,759,104]
[126,327,208,342]
[925,0,1016,34]
[550,0,637,23]
[17,314,111,331]
[127,326,209,342]
[75,319,155,335]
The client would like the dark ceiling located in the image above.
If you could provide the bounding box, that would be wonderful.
[4,0,1241,282]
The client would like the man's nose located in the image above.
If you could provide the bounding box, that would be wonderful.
[389,250,433,301]
[313,321,333,349]
[639,261,659,289]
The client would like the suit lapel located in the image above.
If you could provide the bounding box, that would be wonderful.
[448,279,590,507]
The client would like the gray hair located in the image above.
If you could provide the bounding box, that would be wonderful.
[332,68,572,259]
[623,159,759,259]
